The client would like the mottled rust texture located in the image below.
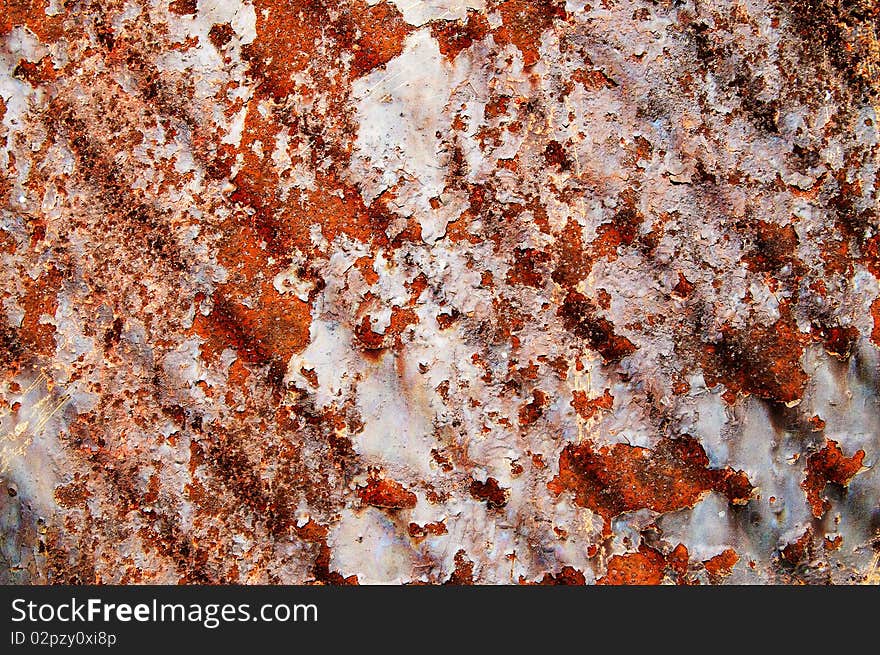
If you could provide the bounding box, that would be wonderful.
[1,0,879,584]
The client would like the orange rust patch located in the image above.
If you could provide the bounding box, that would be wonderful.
[812,323,859,360]
[168,0,197,15]
[53,481,88,509]
[824,534,843,551]
[431,10,490,61]
[703,548,738,582]
[358,474,417,510]
[193,289,311,387]
[295,519,329,543]
[408,521,448,540]
[572,67,618,91]
[1,0,64,40]
[597,545,667,585]
[571,388,613,421]
[548,436,753,535]
[700,304,809,404]
[667,543,690,582]
[862,232,880,279]
[13,56,57,86]
[469,476,509,508]
[492,0,567,67]
[780,527,814,566]
[446,549,475,585]
[436,309,460,330]
[244,0,411,97]
[19,265,63,357]
[801,439,865,518]
[347,2,414,78]
[354,256,379,285]
[589,190,643,261]
[672,272,694,297]
[507,247,550,288]
[518,388,547,426]
[871,296,880,347]
[534,566,586,585]
[558,291,637,363]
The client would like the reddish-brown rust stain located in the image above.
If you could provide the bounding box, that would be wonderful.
[590,190,643,260]
[779,527,814,566]
[484,94,511,120]
[801,439,865,518]
[243,0,410,98]
[548,436,753,536]
[558,291,637,363]
[597,545,667,585]
[208,23,235,50]
[700,303,809,404]
[571,388,613,421]
[518,388,548,426]
[102,316,124,353]
[812,323,859,360]
[354,304,418,354]
[543,140,572,171]
[436,308,461,330]
[491,0,567,67]
[294,518,329,543]
[598,541,730,585]
[743,220,801,274]
[862,232,880,279]
[346,2,414,79]
[13,56,57,86]
[507,247,550,288]
[228,0,415,281]
[469,476,509,509]
[53,480,89,509]
[667,543,690,583]
[354,314,388,352]
[358,473,418,510]
[19,265,63,357]
[193,291,310,390]
[672,272,695,297]
[408,521,448,540]
[551,219,592,287]
[534,566,586,585]
[311,537,360,585]
[572,67,618,91]
[190,429,292,536]
[703,548,739,582]
[446,549,475,585]
[824,534,843,551]
[431,448,455,473]
[431,11,490,61]
[871,296,880,347]
[168,0,197,15]
[65,435,217,584]
[5,0,878,588]
[41,525,97,584]
[0,0,64,41]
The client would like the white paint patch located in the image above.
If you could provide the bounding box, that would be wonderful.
[351,30,452,227]
[354,353,436,479]
[287,317,361,409]
[329,507,415,584]
[382,0,485,26]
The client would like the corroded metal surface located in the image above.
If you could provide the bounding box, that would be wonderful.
[1,0,879,584]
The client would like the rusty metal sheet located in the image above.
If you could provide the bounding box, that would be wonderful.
[1,0,878,585]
